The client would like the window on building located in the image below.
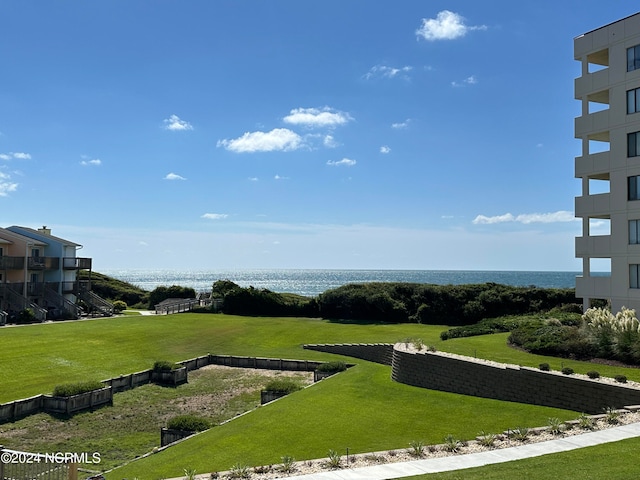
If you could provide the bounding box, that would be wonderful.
[629,88,640,114]
[629,176,640,200]
[631,220,640,244]
[629,132,640,157]
[628,45,640,72]
[631,264,640,288]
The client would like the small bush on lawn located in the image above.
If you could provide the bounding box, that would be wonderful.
[539,363,550,371]
[561,367,574,375]
[153,360,179,372]
[586,370,600,379]
[316,361,347,373]
[112,300,127,313]
[167,414,211,432]
[264,378,302,394]
[615,374,628,383]
[52,380,105,397]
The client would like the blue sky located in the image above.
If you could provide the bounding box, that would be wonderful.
[1,1,636,271]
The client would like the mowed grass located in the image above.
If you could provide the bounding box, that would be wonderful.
[2,313,640,479]
[402,437,640,480]
[0,314,430,403]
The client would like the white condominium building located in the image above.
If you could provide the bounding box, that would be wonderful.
[575,12,640,312]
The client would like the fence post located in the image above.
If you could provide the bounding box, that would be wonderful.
[68,462,78,480]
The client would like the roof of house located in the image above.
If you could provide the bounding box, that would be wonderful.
[0,228,48,247]
[8,226,82,247]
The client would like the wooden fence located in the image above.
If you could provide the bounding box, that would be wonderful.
[0,354,347,424]
[0,446,78,480]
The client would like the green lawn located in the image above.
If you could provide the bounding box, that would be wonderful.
[2,313,640,479]
[403,437,640,480]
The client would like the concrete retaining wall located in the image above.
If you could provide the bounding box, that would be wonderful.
[391,345,640,413]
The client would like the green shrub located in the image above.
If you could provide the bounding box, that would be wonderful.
[112,300,127,313]
[153,360,179,372]
[586,370,600,379]
[264,378,302,394]
[615,374,628,383]
[511,427,530,442]
[167,414,211,432]
[316,361,347,373]
[539,363,550,371]
[561,367,574,375]
[52,380,105,397]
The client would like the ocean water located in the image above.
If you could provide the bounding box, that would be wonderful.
[100,269,581,297]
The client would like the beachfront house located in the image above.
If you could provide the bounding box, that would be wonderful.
[0,225,113,321]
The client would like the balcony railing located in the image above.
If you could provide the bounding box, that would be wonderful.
[0,256,25,269]
[27,257,60,270]
[63,257,92,270]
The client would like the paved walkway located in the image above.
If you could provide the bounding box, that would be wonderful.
[267,422,640,480]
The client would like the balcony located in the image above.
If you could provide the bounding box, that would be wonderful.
[575,192,611,217]
[0,256,25,269]
[574,68,609,98]
[575,109,610,137]
[575,151,610,178]
[575,235,612,257]
[63,257,92,269]
[27,256,59,270]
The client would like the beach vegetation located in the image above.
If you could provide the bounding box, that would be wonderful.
[79,271,148,308]
[317,282,577,324]
[148,285,197,309]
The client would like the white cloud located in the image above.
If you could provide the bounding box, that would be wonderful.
[80,159,102,166]
[323,135,338,148]
[380,145,391,154]
[364,65,413,80]
[452,75,478,87]
[392,119,411,129]
[201,213,229,220]
[327,158,357,167]
[1,152,31,160]
[473,210,578,225]
[248,177,259,182]
[0,171,18,197]
[164,172,186,180]
[283,107,353,128]
[274,174,289,180]
[416,10,487,41]
[138,241,149,247]
[163,114,193,131]
[217,128,303,153]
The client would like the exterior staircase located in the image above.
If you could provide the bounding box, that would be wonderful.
[76,288,114,316]
[44,285,80,318]
[0,285,47,321]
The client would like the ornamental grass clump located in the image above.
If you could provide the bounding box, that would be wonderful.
[477,431,496,447]
[408,440,425,457]
[167,414,211,432]
[153,360,179,372]
[264,378,302,394]
[443,434,463,453]
[326,449,342,469]
[315,361,347,373]
[52,380,105,397]
[547,417,565,435]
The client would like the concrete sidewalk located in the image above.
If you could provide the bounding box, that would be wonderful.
[271,422,640,480]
